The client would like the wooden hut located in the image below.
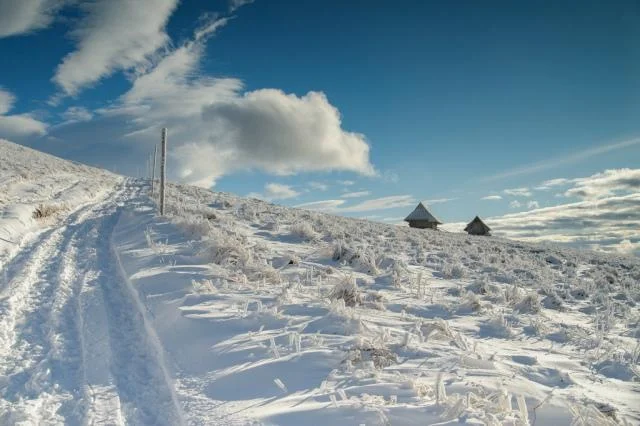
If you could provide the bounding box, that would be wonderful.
[464,216,491,236]
[404,202,442,229]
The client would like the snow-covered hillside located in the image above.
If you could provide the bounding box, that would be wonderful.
[1,139,639,425]
[0,139,122,264]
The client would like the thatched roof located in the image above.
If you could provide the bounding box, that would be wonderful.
[404,202,442,224]
[464,216,491,234]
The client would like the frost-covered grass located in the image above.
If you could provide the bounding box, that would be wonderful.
[115,181,640,425]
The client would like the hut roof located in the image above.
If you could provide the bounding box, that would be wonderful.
[464,216,491,233]
[404,202,442,224]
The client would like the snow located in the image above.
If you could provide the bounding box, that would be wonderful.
[1,138,639,425]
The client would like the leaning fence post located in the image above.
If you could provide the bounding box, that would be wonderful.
[159,128,167,215]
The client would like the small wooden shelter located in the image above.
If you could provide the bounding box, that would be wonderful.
[464,216,491,236]
[404,202,442,229]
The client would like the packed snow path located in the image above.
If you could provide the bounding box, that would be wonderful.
[0,181,183,425]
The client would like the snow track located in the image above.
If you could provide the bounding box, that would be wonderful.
[0,181,183,425]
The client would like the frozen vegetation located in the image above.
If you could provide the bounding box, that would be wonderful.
[0,138,639,425]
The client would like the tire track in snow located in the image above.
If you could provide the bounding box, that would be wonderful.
[0,181,182,425]
[80,182,183,425]
[0,186,123,424]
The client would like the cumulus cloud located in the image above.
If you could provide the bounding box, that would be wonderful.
[341,191,370,198]
[527,200,540,209]
[0,0,68,38]
[504,187,532,197]
[0,88,47,139]
[481,195,502,200]
[509,200,522,209]
[52,0,179,96]
[200,89,373,179]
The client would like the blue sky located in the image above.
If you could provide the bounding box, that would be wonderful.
[0,0,638,254]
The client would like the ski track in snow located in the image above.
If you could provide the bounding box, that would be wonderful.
[0,181,183,425]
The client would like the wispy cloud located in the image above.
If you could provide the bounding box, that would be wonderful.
[308,181,328,191]
[503,187,532,197]
[229,0,254,12]
[527,200,540,209]
[263,183,299,200]
[341,191,370,198]
[563,169,640,199]
[509,200,522,209]
[534,178,571,191]
[0,88,47,139]
[425,198,457,204]
[340,195,415,212]
[479,137,640,183]
[481,195,502,201]
[52,0,180,97]
[491,193,640,255]
[61,106,93,123]
[294,199,344,211]
[296,194,416,213]
[0,0,68,38]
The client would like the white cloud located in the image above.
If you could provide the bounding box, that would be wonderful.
[425,198,456,204]
[295,199,345,211]
[229,0,254,12]
[527,200,540,209]
[563,169,640,199]
[263,183,300,200]
[61,106,92,122]
[52,0,179,96]
[487,193,640,256]
[0,88,47,139]
[341,195,415,212]
[38,13,375,187]
[0,0,68,38]
[0,88,15,115]
[481,195,502,201]
[297,195,416,213]
[534,178,571,191]
[480,137,640,183]
[341,191,370,198]
[308,181,329,191]
[509,200,522,209]
[338,180,355,186]
[504,187,532,197]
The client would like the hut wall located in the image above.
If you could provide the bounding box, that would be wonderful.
[409,220,438,229]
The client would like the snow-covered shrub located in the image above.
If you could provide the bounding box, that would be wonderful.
[458,291,483,313]
[329,276,362,307]
[483,314,514,338]
[32,203,66,219]
[290,222,320,241]
[442,262,465,280]
[515,292,542,313]
[348,339,397,369]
